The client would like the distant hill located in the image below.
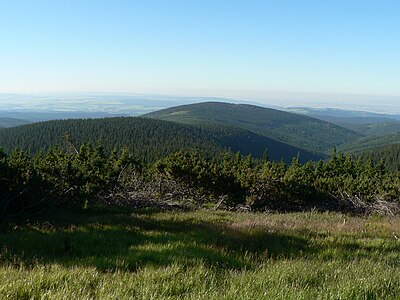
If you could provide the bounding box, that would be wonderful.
[339,132,400,154]
[0,117,31,128]
[0,117,321,163]
[343,122,400,136]
[0,110,124,122]
[285,107,400,136]
[144,102,360,154]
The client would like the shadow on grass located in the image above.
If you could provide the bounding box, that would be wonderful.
[2,207,381,271]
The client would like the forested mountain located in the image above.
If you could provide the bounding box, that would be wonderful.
[285,107,400,136]
[339,132,400,154]
[144,102,360,153]
[342,122,400,136]
[0,117,321,163]
[0,117,31,128]
[350,136,400,172]
[337,131,400,171]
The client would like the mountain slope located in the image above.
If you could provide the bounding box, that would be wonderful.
[339,132,400,154]
[0,117,321,163]
[144,102,360,153]
[338,131,400,171]
[343,122,400,136]
[0,117,31,128]
[285,107,400,136]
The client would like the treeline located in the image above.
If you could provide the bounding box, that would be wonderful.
[1,145,399,221]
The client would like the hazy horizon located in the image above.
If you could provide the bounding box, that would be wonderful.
[1,1,399,105]
[1,90,400,115]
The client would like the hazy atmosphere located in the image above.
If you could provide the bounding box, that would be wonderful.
[1,0,399,111]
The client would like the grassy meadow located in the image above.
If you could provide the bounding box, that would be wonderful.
[0,208,399,299]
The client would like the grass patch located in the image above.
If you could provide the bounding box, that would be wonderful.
[1,208,399,299]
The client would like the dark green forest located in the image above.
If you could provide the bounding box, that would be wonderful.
[339,132,400,171]
[0,117,220,162]
[340,121,400,136]
[144,102,360,153]
[358,143,400,172]
[339,132,400,154]
[0,117,321,163]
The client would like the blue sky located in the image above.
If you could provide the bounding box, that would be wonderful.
[0,0,399,101]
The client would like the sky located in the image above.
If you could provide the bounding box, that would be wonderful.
[0,0,399,106]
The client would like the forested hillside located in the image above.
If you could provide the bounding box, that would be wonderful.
[339,132,400,154]
[340,121,400,136]
[0,117,31,128]
[144,102,360,153]
[285,107,400,136]
[0,117,321,163]
[335,131,400,171]
[0,118,220,162]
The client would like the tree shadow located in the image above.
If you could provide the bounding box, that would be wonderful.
[1,208,319,271]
